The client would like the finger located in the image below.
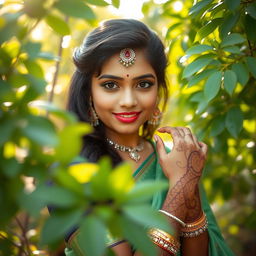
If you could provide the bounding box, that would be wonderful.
[154,134,168,159]
[157,127,181,146]
[191,134,201,149]
[179,127,195,145]
[199,142,208,155]
[177,126,185,137]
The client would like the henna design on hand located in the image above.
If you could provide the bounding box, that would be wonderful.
[162,140,206,226]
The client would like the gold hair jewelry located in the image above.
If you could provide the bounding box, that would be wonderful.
[106,138,144,162]
[119,48,136,67]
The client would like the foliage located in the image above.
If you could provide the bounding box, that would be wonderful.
[142,0,256,255]
[0,0,170,255]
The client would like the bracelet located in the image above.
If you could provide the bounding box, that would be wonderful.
[159,210,186,227]
[180,221,208,238]
[150,234,178,255]
[180,212,208,237]
[148,228,180,255]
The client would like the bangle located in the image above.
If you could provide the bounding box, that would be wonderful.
[148,228,180,255]
[180,212,208,237]
[180,221,208,238]
[159,210,186,227]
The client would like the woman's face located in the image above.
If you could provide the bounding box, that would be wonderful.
[91,49,158,139]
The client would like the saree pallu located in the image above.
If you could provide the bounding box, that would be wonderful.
[65,146,234,256]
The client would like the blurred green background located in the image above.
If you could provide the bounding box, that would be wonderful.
[1,0,256,255]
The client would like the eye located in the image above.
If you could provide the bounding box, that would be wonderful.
[137,81,154,89]
[101,81,118,90]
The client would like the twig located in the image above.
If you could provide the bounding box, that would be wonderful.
[48,16,69,104]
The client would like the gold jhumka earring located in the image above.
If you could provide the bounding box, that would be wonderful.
[89,98,99,127]
[148,107,162,126]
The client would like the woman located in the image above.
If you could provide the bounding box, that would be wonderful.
[66,19,234,256]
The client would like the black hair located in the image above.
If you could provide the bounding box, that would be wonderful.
[67,19,168,166]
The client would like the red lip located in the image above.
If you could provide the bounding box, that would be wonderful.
[113,112,141,123]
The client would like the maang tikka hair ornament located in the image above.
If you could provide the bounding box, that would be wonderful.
[119,48,136,67]
[89,98,99,127]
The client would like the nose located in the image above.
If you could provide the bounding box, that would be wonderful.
[119,88,137,108]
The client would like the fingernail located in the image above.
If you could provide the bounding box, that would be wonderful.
[154,134,158,142]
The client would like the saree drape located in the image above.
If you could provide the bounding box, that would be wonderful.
[65,144,234,256]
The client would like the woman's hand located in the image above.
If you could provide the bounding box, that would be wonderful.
[154,126,207,187]
[155,126,208,222]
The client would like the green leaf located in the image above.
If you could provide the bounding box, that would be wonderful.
[224,70,237,95]
[165,22,182,39]
[223,46,241,54]
[245,14,256,41]
[204,71,222,102]
[23,60,44,78]
[210,115,225,136]
[31,184,81,207]
[219,11,240,38]
[23,41,41,59]
[0,117,15,145]
[232,63,249,86]
[0,79,15,102]
[246,57,256,79]
[185,44,213,56]
[7,73,29,88]
[197,98,208,114]
[187,69,218,87]
[41,209,83,244]
[198,18,222,39]
[124,181,168,203]
[90,157,113,200]
[221,33,246,47]
[77,216,106,256]
[45,14,70,36]
[21,115,58,146]
[111,0,120,8]
[55,0,96,20]
[182,55,214,78]
[189,0,213,16]
[37,52,60,61]
[225,107,243,137]
[120,216,156,256]
[246,3,256,19]
[225,0,240,11]
[190,91,204,102]
[123,205,171,233]
[29,101,76,124]
[55,123,91,164]
[85,0,109,6]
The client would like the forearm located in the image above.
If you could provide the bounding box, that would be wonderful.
[161,183,208,256]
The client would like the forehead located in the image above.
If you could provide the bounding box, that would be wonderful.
[98,49,156,77]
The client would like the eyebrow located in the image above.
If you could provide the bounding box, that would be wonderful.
[98,73,156,80]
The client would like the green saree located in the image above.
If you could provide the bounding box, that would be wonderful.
[65,144,234,256]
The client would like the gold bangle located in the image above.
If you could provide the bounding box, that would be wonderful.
[149,233,178,255]
[180,221,208,238]
[148,228,180,250]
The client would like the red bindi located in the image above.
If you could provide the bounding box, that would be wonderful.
[126,74,129,77]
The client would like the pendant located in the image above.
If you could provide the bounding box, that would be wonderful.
[129,150,140,162]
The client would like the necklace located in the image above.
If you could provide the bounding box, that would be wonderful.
[106,138,144,162]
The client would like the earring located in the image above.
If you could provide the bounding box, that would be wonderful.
[148,107,162,126]
[89,98,99,127]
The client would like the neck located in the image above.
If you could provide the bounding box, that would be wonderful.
[106,131,141,148]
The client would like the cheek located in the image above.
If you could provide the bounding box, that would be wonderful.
[139,90,158,109]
